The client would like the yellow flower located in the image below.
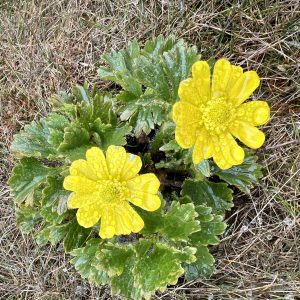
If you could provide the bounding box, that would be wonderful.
[63,145,161,239]
[172,58,270,170]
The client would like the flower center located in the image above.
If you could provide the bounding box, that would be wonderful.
[202,97,235,133]
[98,179,129,206]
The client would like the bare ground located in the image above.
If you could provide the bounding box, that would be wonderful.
[0,1,299,299]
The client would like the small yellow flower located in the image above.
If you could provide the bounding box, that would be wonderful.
[172,58,270,170]
[63,145,161,239]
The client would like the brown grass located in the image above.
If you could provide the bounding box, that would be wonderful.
[1,0,299,299]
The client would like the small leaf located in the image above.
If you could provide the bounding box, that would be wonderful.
[185,245,215,280]
[58,123,90,152]
[195,160,211,177]
[159,201,201,241]
[211,152,263,193]
[9,158,57,204]
[70,239,109,285]
[190,205,227,245]
[182,179,233,215]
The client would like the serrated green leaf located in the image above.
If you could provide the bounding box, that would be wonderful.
[111,256,142,300]
[212,152,263,193]
[190,205,227,245]
[40,206,67,224]
[159,201,201,241]
[97,243,134,277]
[10,118,56,158]
[94,123,132,150]
[182,179,233,215]
[70,239,109,285]
[35,218,92,252]
[135,203,164,235]
[185,245,215,280]
[42,176,69,214]
[15,205,42,234]
[58,123,90,152]
[63,219,92,252]
[99,36,198,137]
[133,240,196,296]
[9,158,57,204]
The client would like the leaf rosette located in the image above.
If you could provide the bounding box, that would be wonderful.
[9,36,267,299]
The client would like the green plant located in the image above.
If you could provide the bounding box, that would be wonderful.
[9,36,265,299]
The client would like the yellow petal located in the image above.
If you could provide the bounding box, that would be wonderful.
[228,71,260,106]
[178,61,210,106]
[227,65,243,90]
[106,145,127,179]
[86,147,109,180]
[175,125,198,149]
[119,153,142,181]
[212,58,232,98]
[213,133,245,169]
[70,159,98,181]
[192,127,213,164]
[68,192,97,209]
[76,203,102,228]
[230,121,265,149]
[114,207,132,236]
[63,175,98,193]
[99,209,116,239]
[122,202,144,233]
[172,101,200,127]
[127,174,161,211]
[236,100,270,126]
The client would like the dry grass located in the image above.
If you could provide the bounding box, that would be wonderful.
[1,0,299,299]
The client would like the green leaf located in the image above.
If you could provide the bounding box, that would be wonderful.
[10,118,56,158]
[185,245,215,280]
[35,219,92,252]
[133,240,196,296]
[58,123,90,152]
[190,205,227,245]
[111,256,142,300]
[70,239,109,285]
[63,219,92,252]
[135,203,164,235]
[98,40,142,96]
[93,122,132,150]
[99,35,198,137]
[9,157,57,204]
[195,160,211,177]
[182,179,233,215]
[211,152,263,193]
[97,243,134,277]
[15,205,42,234]
[159,201,201,241]
[42,176,69,214]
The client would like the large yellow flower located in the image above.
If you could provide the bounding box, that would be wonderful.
[172,58,270,170]
[63,145,161,239]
